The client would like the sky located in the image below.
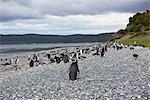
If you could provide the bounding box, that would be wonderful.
[0,0,149,35]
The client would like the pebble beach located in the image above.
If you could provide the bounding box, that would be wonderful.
[0,43,150,100]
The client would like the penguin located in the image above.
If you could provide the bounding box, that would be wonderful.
[15,56,19,64]
[54,56,61,64]
[93,46,99,55]
[119,46,122,50]
[79,49,83,55]
[72,52,77,59]
[112,43,116,49]
[104,45,107,52]
[130,47,134,50]
[116,45,120,50]
[101,47,105,57]
[47,54,51,59]
[35,55,38,62]
[84,48,90,54]
[33,54,38,62]
[76,53,79,59]
[62,54,70,63]
[60,53,65,57]
[29,59,34,67]
[112,45,116,49]
[133,54,139,59]
[10,58,13,64]
[78,56,86,60]
[28,55,31,61]
[49,58,55,63]
[3,59,12,66]
[59,53,64,60]
[68,59,80,81]
[33,54,36,60]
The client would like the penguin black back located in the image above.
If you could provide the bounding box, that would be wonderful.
[133,54,139,59]
[47,54,51,59]
[29,59,34,67]
[101,47,105,57]
[54,56,61,63]
[69,59,79,81]
[63,54,69,63]
[105,45,107,52]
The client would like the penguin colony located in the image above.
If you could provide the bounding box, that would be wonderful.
[0,42,140,81]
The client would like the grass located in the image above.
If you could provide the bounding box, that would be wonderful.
[116,31,150,47]
[118,38,150,47]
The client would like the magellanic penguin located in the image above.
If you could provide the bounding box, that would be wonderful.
[68,59,80,81]
[93,46,99,56]
[54,56,61,64]
[62,54,70,63]
[104,45,107,52]
[15,56,19,64]
[133,54,139,59]
[10,58,13,64]
[29,59,34,67]
[2,59,12,66]
[101,47,105,57]
[47,54,51,59]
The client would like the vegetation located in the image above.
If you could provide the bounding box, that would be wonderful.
[118,38,150,47]
[126,10,150,32]
[0,33,115,44]
[111,10,150,47]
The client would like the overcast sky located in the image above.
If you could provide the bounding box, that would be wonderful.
[0,0,149,35]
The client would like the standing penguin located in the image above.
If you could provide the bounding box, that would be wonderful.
[15,56,19,64]
[10,58,13,64]
[28,55,31,61]
[93,46,99,55]
[104,45,107,52]
[29,59,34,67]
[63,54,70,63]
[72,52,77,59]
[68,59,80,81]
[101,47,105,57]
[47,54,51,59]
[54,56,61,64]
[33,54,38,62]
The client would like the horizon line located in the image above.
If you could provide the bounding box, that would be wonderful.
[0,32,116,36]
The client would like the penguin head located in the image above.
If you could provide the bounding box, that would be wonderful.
[72,58,77,63]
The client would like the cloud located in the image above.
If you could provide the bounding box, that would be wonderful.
[0,0,148,35]
[1,0,31,6]
[0,0,149,22]
[0,13,134,35]
[33,0,149,16]
[0,0,41,22]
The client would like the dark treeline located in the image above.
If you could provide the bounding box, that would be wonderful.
[0,33,115,44]
[0,33,114,44]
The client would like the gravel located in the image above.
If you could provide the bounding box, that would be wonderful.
[0,46,150,100]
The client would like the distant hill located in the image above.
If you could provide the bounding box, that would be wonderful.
[111,10,150,47]
[0,33,115,44]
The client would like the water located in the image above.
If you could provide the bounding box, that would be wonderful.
[0,43,97,58]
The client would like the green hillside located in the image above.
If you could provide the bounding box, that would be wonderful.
[111,10,150,47]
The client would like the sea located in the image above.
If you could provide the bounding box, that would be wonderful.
[0,43,99,59]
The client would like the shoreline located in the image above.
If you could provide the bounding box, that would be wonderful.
[0,43,99,54]
[0,47,62,53]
